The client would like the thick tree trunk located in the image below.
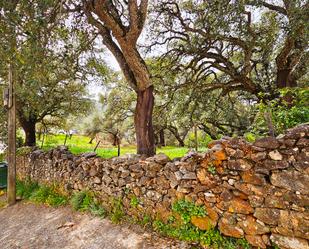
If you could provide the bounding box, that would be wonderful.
[276,69,297,105]
[276,69,297,89]
[159,129,165,147]
[21,120,36,146]
[178,139,185,147]
[134,86,155,156]
[154,133,159,145]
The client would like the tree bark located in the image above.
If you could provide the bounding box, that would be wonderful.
[276,69,297,89]
[89,137,94,144]
[134,86,155,156]
[167,126,186,147]
[159,129,165,147]
[20,119,36,146]
[178,139,185,147]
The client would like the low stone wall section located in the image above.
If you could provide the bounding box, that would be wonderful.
[17,124,309,249]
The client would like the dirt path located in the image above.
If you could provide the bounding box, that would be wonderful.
[0,201,191,249]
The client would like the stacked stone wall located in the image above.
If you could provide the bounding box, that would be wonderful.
[17,124,309,249]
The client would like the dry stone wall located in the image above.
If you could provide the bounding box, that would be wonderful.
[17,124,309,249]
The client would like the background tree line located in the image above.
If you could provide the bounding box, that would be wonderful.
[0,0,308,156]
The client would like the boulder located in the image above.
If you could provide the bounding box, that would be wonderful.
[254,137,280,149]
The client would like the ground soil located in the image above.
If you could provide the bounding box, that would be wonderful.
[0,198,193,249]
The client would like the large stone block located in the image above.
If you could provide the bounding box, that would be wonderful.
[270,234,309,249]
[228,159,252,171]
[254,208,280,225]
[271,171,309,194]
[254,137,280,149]
[218,213,244,238]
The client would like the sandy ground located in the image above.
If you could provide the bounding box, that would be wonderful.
[0,200,192,249]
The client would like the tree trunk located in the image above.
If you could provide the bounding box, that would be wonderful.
[194,124,198,151]
[134,86,155,156]
[37,128,42,141]
[178,139,185,147]
[159,129,165,147]
[276,69,297,89]
[89,137,94,144]
[264,110,275,137]
[21,120,36,146]
[168,126,185,147]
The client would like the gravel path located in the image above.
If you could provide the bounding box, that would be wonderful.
[0,201,192,249]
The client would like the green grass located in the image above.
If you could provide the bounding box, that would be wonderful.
[70,191,106,217]
[17,179,106,217]
[38,134,200,159]
[17,180,68,207]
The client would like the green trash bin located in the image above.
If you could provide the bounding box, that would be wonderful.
[0,162,7,189]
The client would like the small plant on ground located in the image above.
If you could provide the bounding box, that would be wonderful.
[17,180,68,207]
[17,180,107,217]
[207,164,216,175]
[110,197,125,223]
[130,196,139,208]
[70,190,106,217]
[16,179,40,199]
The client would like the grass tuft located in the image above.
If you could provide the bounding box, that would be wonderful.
[110,197,125,223]
[70,190,106,217]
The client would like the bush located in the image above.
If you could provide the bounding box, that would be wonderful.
[254,88,309,135]
[185,130,212,149]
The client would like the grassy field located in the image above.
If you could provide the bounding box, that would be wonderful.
[37,134,195,159]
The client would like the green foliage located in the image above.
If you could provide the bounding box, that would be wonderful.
[244,132,257,143]
[154,199,251,249]
[38,134,189,159]
[140,214,152,226]
[29,185,53,203]
[186,131,212,149]
[207,165,217,175]
[172,199,207,224]
[130,196,139,208]
[255,88,309,135]
[17,180,106,216]
[0,153,5,162]
[17,180,67,207]
[70,191,87,211]
[110,198,125,223]
[16,179,40,199]
[70,191,106,217]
